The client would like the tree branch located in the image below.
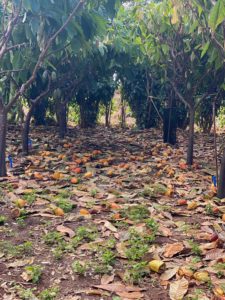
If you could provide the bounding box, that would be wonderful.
[5,0,86,113]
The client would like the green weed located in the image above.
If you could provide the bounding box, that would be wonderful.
[72,261,88,275]
[24,265,43,283]
[44,231,63,245]
[122,205,149,221]
[124,261,148,284]
[39,287,59,300]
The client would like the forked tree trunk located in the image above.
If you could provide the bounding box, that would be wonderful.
[22,106,34,155]
[0,108,7,177]
[187,107,195,165]
[217,148,225,198]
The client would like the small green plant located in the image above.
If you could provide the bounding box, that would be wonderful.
[189,256,202,272]
[52,247,64,260]
[70,236,83,248]
[23,192,36,204]
[0,241,33,257]
[16,217,26,228]
[44,231,63,245]
[213,263,225,278]
[17,241,33,255]
[92,262,112,274]
[145,218,158,242]
[188,240,202,256]
[57,189,71,199]
[55,199,74,213]
[125,230,149,261]
[205,204,213,215]
[101,249,116,265]
[124,262,148,284]
[122,205,149,221]
[90,189,98,198]
[188,288,204,300]
[16,287,36,299]
[39,287,59,300]
[140,186,155,197]
[76,226,98,241]
[0,241,19,257]
[72,261,87,275]
[213,263,225,271]
[0,215,6,225]
[145,218,158,233]
[105,238,116,249]
[24,265,43,283]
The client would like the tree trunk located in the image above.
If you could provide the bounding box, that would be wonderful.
[105,103,111,127]
[187,107,195,165]
[33,100,47,126]
[217,148,225,198]
[22,106,34,155]
[121,96,126,128]
[57,102,67,138]
[0,108,7,177]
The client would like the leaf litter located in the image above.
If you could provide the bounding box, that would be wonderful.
[0,127,225,299]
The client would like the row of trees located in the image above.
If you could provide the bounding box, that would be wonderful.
[112,0,225,197]
[0,0,122,176]
[1,0,225,197]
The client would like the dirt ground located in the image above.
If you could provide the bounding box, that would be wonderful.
[0,126,225,300]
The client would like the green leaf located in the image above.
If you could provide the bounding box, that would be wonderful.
[209,0,225,31]
[201,41,210,58]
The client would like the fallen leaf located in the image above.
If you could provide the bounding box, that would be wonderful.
[104,221,117,232]
[169,277,189,300]
[8,258,34,268]
[101,274,115,285]
[117,291,144,299]
[160,267,179,281]
[164,243,184,258]
[56,225,75,238]
[93,283,144,293]
[204,249,225,261]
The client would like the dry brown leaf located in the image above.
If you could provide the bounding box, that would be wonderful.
[101,274,115,285]
[204,249,225,261]
[104,221,117,232]
[159,225,173,237]
[160,267,179,281]
[117,291,144,299]
[8,258,34,268]
[199,240,218,251]
[33,213,59,218]
[116,242,127,258]
[169,277,189,300]
[164,242,184,258]
[56,225,75,238]
[93,283,144,293]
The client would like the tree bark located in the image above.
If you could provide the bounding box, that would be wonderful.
[33,100,47,126]
[187,107,195,165]
[121,96,126,129]
[217,148,225,198]
[105,103,111,127]
[57,102,67,138]
[22,105,34,155]
[0,107,7,177]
